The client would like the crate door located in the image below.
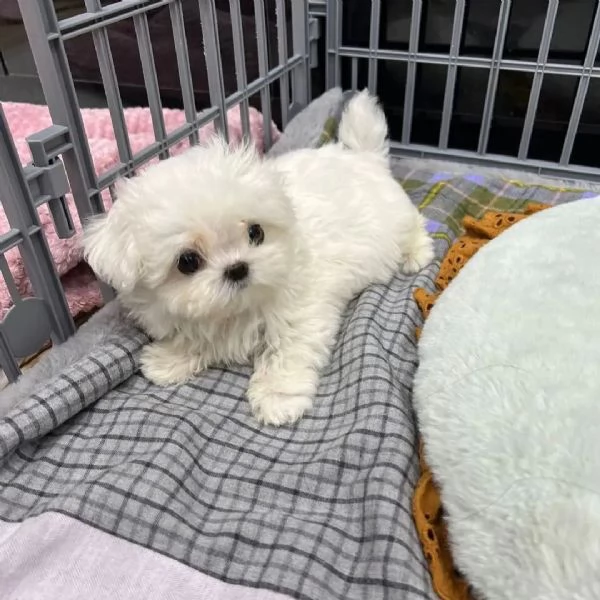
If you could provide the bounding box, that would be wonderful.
[0,106,76,381]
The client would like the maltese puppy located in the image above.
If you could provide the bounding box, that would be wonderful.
[83,90,434,426]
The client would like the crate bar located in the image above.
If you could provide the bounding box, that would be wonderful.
[0,106,75,345]
[351,57,358,90]
[308,0,325,17]
[334,45,600,77]
[477,0,512,154]
[98,107,220,188]
[290,0,309,112]
[275,0,290,128]
[438,0,465,149]
[326,0,341,88]
[0,255,21,306]
[84,0,134,170]
[0,328,20,382]
[390,141,600,181]
[229,0,251,139]
[17,0,103,219]
[133,12,169,159]
[228,54,304,105]
[253,0,273,149]
[198,0,229,141]
[97,54,303,187]
[561,5,600,165]
[96,56,302,187]
[367,0,381,93]
[168,0,199,146]
[518,0,559,160]
[402,0,423,144]
[60,0,172,39]
[108,184,118,205]
[0,230,23,256]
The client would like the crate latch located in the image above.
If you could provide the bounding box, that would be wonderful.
[24,125,75,239]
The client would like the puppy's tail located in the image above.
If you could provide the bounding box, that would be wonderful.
[337,89,389,157]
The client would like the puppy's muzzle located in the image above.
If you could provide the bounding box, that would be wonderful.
[224,261,249,283]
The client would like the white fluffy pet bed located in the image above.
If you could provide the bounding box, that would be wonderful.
[413,197,600,599]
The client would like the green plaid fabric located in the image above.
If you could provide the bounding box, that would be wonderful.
[392,164,593,254]
[316,116,339,148]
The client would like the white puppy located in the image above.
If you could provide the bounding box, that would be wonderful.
[83,90,433,426]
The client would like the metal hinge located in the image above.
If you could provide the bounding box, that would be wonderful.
[24,125,75,239]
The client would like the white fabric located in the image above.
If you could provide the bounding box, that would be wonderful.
[413,197,600,600]
[0,513,291,600]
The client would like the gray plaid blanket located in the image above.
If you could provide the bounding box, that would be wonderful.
[0,91,592,600]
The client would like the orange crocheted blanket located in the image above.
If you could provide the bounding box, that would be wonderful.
[412,202,549,600]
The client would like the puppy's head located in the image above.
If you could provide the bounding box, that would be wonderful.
[84,140,297,329]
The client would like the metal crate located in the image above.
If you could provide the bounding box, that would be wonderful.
[322,0,600,180]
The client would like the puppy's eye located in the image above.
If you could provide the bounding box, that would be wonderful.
[247,223,264,246]
[177,250,205,275]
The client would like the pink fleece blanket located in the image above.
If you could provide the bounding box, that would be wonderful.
[2,103,279,319]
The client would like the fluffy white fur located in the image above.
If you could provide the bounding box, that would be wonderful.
[84,90,433,426]
[413,198,600,599]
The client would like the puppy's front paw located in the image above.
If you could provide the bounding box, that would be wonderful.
[247,377,312,426]
[402,233,435,275]
[252,392,312,426]
[140,343,195,386]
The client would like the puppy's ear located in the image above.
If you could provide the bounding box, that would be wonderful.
[83,183,142,293]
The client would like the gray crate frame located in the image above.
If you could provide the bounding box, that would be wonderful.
[0,0,310,382]
[323,0,600,181]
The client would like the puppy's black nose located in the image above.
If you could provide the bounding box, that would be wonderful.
[224,261,249,283]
